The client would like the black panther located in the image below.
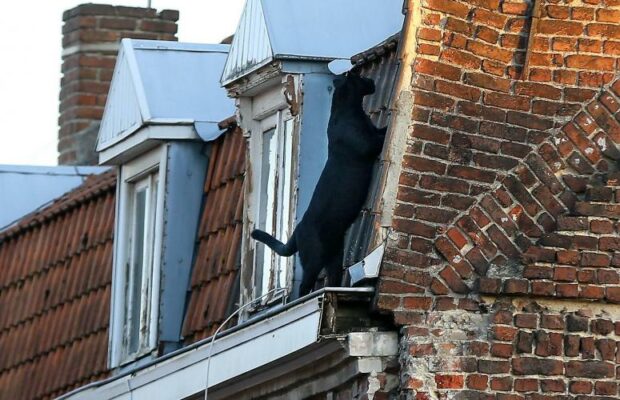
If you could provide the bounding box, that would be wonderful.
[251,72,386,296]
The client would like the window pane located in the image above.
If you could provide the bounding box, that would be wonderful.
[257,128,277,295]
[128,186,147,354]
[276,119,294,289]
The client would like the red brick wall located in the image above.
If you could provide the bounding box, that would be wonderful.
[378,0,620,397]
[58,4,178,165]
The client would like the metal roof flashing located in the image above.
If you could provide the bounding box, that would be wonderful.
[97,39,235,165]
[221,0,404,86]
[57,287,393,400]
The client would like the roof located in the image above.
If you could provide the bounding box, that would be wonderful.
[0,165,109,230]
[221,0,404,85]
[0,124,245,398]
[0,170,116,399]
[97,40,235,151]
[344,35,401,265]
[182,125,245,343]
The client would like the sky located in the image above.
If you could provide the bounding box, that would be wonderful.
[0,1,245,166]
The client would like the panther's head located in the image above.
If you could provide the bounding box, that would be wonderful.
[333,72,375,99]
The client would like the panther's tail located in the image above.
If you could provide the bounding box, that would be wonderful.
[250,229,298,256]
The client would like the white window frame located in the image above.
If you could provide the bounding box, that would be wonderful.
[254,111,295,297]
[109,145,167,367]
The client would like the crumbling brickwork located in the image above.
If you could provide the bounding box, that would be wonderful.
[58,4,178,165]
[377,0,620,398]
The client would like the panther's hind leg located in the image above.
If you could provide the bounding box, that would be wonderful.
[297,228,325,296]
[325,247,344,288]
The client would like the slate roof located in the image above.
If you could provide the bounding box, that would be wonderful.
[0,170,116,399]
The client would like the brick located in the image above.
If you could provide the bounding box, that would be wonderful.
[514,314,537,328]
[541,315,565,330]
[472,8,508,29]
[566,55,615,71]
[507,112,554,131]
[403,297,433,310]
[566,88,598,103]
[606,287,620,303]
[414,91,455,110]
[467,374,488,390]
[554,267,577,282]
[595,381,618,395]
[572,7,595,21]
[403,155,447,174]
[411,124,451,144]
[504,279,529,294]
[597,269,619,285]
[464,72,511,92]
[600,236,620,251]
[565,361,614,378]
[502,2,529,15]
[423,0,470,18]
[512,358,563,376]
[466,40,513,63]
[514,82,562,100]
[569,381,593,394]
[457,101,506,122]
[419,27,442,41]
[436,237,474,278]
[588,23,620,39]
[439,266,470,293]
[596,338,616,361]
[419,175,469,194]
[435,374,464,389]
[479,360,511,374]
[393,219,437,238]
[491,377,513,391]
[556,283,578,298]
[415,59,462,81]
[545,5,569,18]
[581,252,611,267]
[484,92,530,111]
[541,379,565,393]
[565,335,581,357]
[480,121,527,142]
[448,165,496,183]
[591,319,614,335]
[435,80,481,101]
[535,331,563,356]
[514,378,538,392]
[538,20,584,35]
[398,188,441,205]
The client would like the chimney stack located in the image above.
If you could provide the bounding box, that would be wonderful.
[58,4,179,165]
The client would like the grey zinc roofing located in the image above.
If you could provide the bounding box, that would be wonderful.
[0,165,109,230]
[221,0,405,85]
[97,40,235,151]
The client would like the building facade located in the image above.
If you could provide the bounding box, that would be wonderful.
[2,0,620,399]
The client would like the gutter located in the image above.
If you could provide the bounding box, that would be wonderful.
[57,287,386,400]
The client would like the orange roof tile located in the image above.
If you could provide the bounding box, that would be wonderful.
[0,170,116,399]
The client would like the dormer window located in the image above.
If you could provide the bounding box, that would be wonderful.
[114,148,165,363]
[223,0,403,304]
[254,110,295,296]
[99,39,235,367]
